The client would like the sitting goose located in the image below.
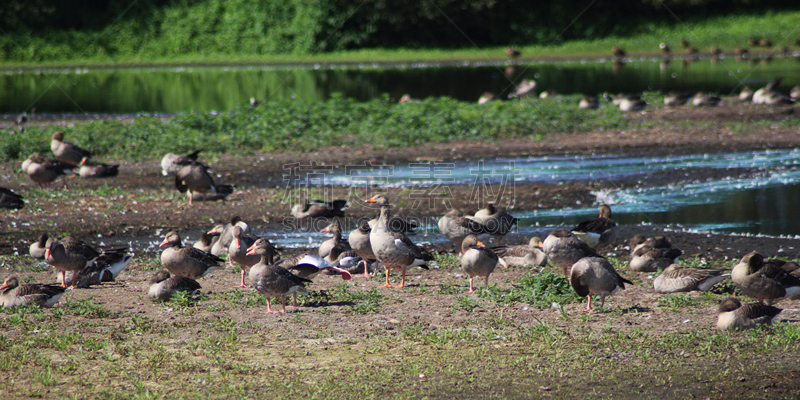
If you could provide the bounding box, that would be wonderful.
[461,235,506,293]
[716,297,781,330]
[629,240,682,273]
[508,79,537,99]
[542,230,602,276]
[29,233,49,259]
[161,150,202,176]
[571,204,618,249]
[277,253,353,282]
[438,209,490,255]
[366,195,433,288]
[326,245,368,275]
[470,204,517,245]
[246,238,313,313]
[147,270,202,301]
[578,96,599,109]
[175,163,234,205]
[664,92,694,106]
[209,216,250,257]
[478,92,496,104]
[22,153,74,189]
[319,220,350,259]
[159,231,224,279]
[0,187,24,210]
[78,157,119,178]
[228,226,262,288]
[50,131,91,166]
[193,232,218,254]
[571,257,633,313]
[731,251,800,304]
[653,264,729,293]
[753,77,782,104]
[0,277,66,308]
[45,237,124,289]
[692,93,722,107]
[291,199,347,219]
[492,237,548,268]
[348,221,377,278]
[738,86,754,101]
[57,251,133,288]
[619,96,646,112]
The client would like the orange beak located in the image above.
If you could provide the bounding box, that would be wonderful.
[0,282,8,290]
[320,227,330,233]
[159,238,170,247]
[365,196,377,203]
[45,249,51,259]
[476,241,486,248]
[246,243,257,256]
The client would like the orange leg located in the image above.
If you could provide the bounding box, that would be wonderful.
[292,293,298,307]
[584,296,594,313]
[362,260,371,278]
[233,269,247,288]
[468,277,475,294]
[280,296,287,313]
[394,269,407,288]
[381,267,392,288]
[188,191,193,206]
[60,271,68,288]
[266,297,278,313]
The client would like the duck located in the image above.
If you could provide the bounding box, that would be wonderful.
[22,153,75,189]
[56,251,133,288]
[653,264,729,293]
[542,229,602,276]
[470,204,517,245]
[508,79,537,99]
[578,96,599,109]
[611,46,626,58]
[209,216,251,257]
[0,277,66,308]
[570,204,619,249]
[460,235,506,293]
[175,163,234,205]
[692,93,722,107]
[29,233,49,259]
[629,240,683,273]
[147,270,202,301]
[570,257,633,313]
[738,86,754,102]
[505,47,521,58]
[716,297,781,330]
[0,187,24,210]
[50,131,91,166]
[478,92,496,104]
[491,237,548,268]
[319,220,349,259]
[291,199,347,219]
[731,251,800,304]
[438,209,491,255]
[161,150,202,176]
[228,226,262,288]
[366,195,433,288]
[664,92,694,106]
[193,232,218,254]
[78,157,119,178]
[159,231,225,279]
[348,221,377,278]
[246,238,313,313]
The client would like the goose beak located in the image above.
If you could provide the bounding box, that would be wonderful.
[476,241,486,248]
[365,196,377,203]
[158,238,170,247]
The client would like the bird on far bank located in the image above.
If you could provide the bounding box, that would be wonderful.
[505,47,521,58]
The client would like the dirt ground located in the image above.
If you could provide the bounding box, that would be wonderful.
[2,103,800,398]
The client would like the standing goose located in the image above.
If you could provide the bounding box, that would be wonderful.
[571,204,619,249]
[367,196,417,234]
[731,251,800,304]
[653,264,729,293]
[0,187,24,210]
[470,204,517,245]
[460,234,506,293]
[228,226,262,287]
[46,237,130,288]
[246,238,313,313]
[438,209,491,254]
[23,153,75,189]
[57,251,133,288]
[542,230,602,276]
[0,277,66,308]
[492,237,548,268]
[348,221,377,278]
[209,216,250,257]
[159,231,224,279]
[45,238,91,289]
[716,297,782,330]
[161,150,202,176]
[175,163,234,205]
[570,257,633,313]
[366,195,433,288]
[319,220,350,258]
[147,270,202,301]
[78,157,119,178]
[50,131,91,166]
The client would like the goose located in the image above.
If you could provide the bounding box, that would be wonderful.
[570,257,633,313]
[710,47,722,56]
[758,39,772,47]
[685,47,699,55]
[78,157,119,178]
[228,226,262,288]
[367,196,417,234]
[319,220,349,259]
[747,37,759,46]
[505,47,521,58]
[461,235,506,293]
[680,38,689,48]
[692,93,722,107]
[209,216,250,256]
[653,264,729,293]
[22,153,74,189]
[0,277,65,308]
[57,251,133,288]
[752,77,782,104]
[731,251,800,304]
[326,245,368,275]
[659,43,671,56]
[764,91,794,106]
[246,238,313,313]
[0,187,24,210]
[366,195,433,288]
[791,86,800,100]
[45,237,130,288]
[717,297,781,330]
[348,221,377,278]
[629,242,682,273]
[539,89,557,99]
[29,233,49,259]
[738,86,754,102]
[478,92,496,104]
[277,253,353,282]
[491,237,548,268]
[578,96,599,109]
[175,163,234,205]
[44,238,93,289]
[508,79,537,99]
[291,199,347,219]
[193,232,218,254]
[147,270,202,301]
[542,229,602,276]
[611,46,626,58]
[50,131,91,166]
[570,204,618,249]
[470,204,517,245]
[438,209,491,255]
[161,150,202,176]
[664,92,694,106]
[733,47,748,55]
[619,97,646,112]
[159,231,224,279]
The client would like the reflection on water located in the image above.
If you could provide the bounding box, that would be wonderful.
[2,55,799,113]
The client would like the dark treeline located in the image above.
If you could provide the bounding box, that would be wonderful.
[0,0,794,60]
